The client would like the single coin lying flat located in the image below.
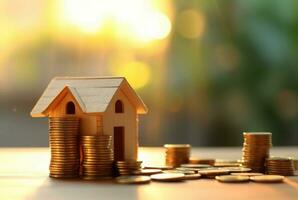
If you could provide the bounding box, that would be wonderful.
[180,164,211,168]
[222,167,251,173]
[231,172,263,176]
[116,176,151,184]
[176,167,199,172]
[250,175,284,183]
[199,168,230,176]
[216,175,250,183]
[165,169,196,175]
[150,173,185,182]
[189,158,215,165]
[144,165,174,170]
[133,169,162,175]
[183,173,201,180]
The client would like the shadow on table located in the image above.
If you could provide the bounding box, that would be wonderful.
[28,177,144,200]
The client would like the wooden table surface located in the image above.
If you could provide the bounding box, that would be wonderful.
[0,147,297,200]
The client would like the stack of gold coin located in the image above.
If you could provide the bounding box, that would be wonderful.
[294,159,298,171]
[164,144,191,167]
[116,160,142,176]
[49,117,80,178]
[81,135,114,179]
[242,132,272,172]
[266,157,295,176]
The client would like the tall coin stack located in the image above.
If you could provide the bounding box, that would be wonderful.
[266,157,295,176]
[164,144,191,167]
[81,135,114,179]
[116,160,142,176]
[242,132,272,172]
[49,117,80,178]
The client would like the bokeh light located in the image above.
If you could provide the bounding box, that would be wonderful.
[176,9,205,39]
[113,61,151,89]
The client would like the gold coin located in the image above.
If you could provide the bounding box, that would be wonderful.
[50,151,79,154]
[175,167,200,172]
[214,163,241,167]
[189,158,215,165]
[49,174,78,178]
[81,138,111,140]
[82,150,113,153]
[83,156,114,159]
[49,126,79,128]
[50,166,79,170]
[83,162,112,166]
[50,158,79,162]
[50,153,79,156]
[117,160,142,163]
[49,130,78,133]
[50,135,78,138]
[183,173,201,180]
[199,169,230,176]
[83,158,114,161]
[180,164,211,168]
[132,169,162,175]
[49,128,79,130]
[83,164,113,168]
[231,172,263,176]
[150,173,185,182]
[50,143,79,149]
[50,169,79,173]
[116,162,142,166]
[81,175,113,180]
[164,144,191,148]
[170,169,196,175]
[83,170,113,175]
[144,165,173,170]
[250,175,284,183]
[82,144,112,147]
[116,176,151,184]
[49,169,79,174]
[50,142,78,145]
[222,167,251,173]
[243,132,272,136]
[216,175,250,183]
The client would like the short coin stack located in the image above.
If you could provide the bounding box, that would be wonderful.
[116,160,142,176]
[189,158,215,166]
[242,132,272,172]
[164,144,191,167]
[266,157,295,176]
[49,117,80,178]
[81,135,114,179]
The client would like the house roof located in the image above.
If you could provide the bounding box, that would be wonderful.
[30,77,148,117]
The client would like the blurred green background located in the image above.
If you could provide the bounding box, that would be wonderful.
[0,0,297,147]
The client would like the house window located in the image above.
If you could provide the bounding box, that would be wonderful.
[66,101,75,114]
[115,100,124,113]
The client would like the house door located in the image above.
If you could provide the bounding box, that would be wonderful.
[114,126,125,161]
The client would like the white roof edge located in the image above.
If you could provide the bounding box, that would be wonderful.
[120,78,148,114]
[54,76,125,80]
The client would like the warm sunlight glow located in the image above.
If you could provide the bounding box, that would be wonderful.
[61,0,172,41]
[62,0,105,33]
[114,61,151,89]
[130,11,171,42]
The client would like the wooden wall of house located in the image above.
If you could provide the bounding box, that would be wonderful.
[47,89,138,160]
[48,92,98,136]
[103,89,138,160]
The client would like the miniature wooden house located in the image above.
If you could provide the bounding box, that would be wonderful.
[31,77,148,161]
